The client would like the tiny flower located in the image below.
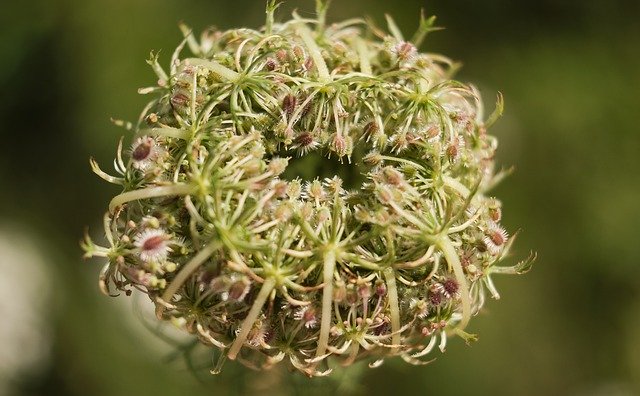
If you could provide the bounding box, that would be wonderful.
[484,223,509,255]
[264,57,278,71]
[268,157,289,175]
[392,41,417,62]
[294,306,318,328]
[292,45,305,62]
[445,135,465,162]
[381,166,405,186]
[487,198,502,221]
[329,133,353,158]
[374,279,387,297]
[287,179,302,199]
[282,94,297,118]
[275,48,288,63]
[131,136,162,170]
[333,279,347,302]
[170,91,189,109]
[306,179,326,201]
[293,132,319,155]
[409,298,429,318]
[303,56,314,73]
[134,228,171,263]
[425,124,441,143]
[357,281,372,299]
[362,120,379,142]
[441,278,460,299]
[428,283,445,306]
[228,276,251,302]
[236,317,269,347]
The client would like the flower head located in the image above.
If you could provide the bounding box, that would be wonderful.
[83,2,532,378]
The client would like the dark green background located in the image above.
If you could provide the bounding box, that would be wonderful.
[1,1,639,395]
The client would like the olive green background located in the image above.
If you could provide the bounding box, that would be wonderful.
[1,1,639,395]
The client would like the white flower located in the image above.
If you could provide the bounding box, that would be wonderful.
[483,223,509,255]
[294,305,318,328]
[130,136,163,170]
[134,228,171,263]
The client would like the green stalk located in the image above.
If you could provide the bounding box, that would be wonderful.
[185,58,240,81]
[109,184,195,213]
[315,250,336,357]
[160,239,222,306]
[437,234,471,331]
[383,266,401,346]
[228,277,276,360]
[136,127,191,140]
[355,37,372,75]
[296,23,331,82]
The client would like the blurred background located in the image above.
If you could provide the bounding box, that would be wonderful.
[1,0,639,395]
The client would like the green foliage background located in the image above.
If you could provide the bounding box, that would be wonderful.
[1,1,638,395]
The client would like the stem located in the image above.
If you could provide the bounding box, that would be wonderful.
[109,184,195,213]
[136,127,191,140]
[437,235,471,331]
[296,23,330,82]
[383,267,401,347]
[355,37,372,75]
[442,175,470,198]
[315,250,336,357]
[228,277,276,360]
[160,239,222,305]
[185,58,240,81]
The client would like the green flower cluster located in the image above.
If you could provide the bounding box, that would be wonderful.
[82,1,532,376]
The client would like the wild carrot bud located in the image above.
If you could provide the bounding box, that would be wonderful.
[268,157,289,175]
[294,306,318,328]
[410,298,429,318]
[363,120,379,140]
[274,202,293,221]
[329,133,353,158]
[357,281,372,299]
[228,276,251,302]
[441,278,460,299]
[333,279,347,302]
[307,180,326,201]
[293,132,319,155]
[282,94,297,118]
[374,279,387,297]
[264,57,278,71]
[363,151,383,165]
[393,41,417,62]
[84,3,531,377]
[287,179,302,199]
[131,136,162,170]
[292,45,305,62]
[382,166,405,186]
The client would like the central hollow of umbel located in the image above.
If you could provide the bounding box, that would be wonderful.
[279,147,369,190]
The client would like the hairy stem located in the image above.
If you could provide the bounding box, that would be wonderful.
[228,277,276,360]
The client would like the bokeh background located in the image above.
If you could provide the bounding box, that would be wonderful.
[1,0,639,395]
